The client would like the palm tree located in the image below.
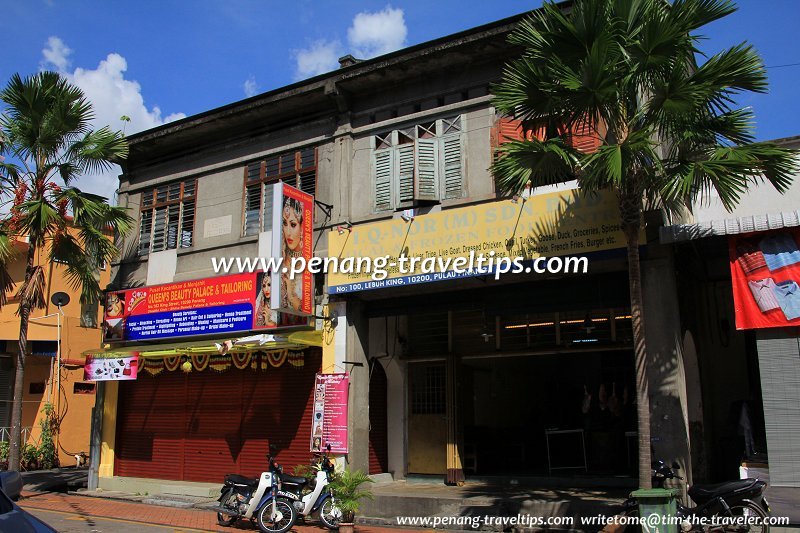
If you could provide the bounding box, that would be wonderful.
[0,71,133,471]
[491,0,798,488]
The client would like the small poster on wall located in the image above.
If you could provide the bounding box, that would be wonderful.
[84,355,139,381]
[311,373,349,453]
[729,228,800,330]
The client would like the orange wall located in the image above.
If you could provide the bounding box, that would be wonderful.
[1,236,110,466]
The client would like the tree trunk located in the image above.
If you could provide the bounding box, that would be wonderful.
[621,200,652,490]
[8,241,38,472]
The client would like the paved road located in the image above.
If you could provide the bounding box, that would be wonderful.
[18,491,409,533]
[28,508,217,532]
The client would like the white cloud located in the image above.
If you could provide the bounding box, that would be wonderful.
[41,36,72,71]
[243,75,259,97]
[40,37,185,201]
[347,6,407,59]
[293,39,342,80]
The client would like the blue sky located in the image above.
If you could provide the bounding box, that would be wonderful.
[1,0,799,198]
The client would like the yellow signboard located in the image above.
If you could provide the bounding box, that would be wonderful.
[328,189,635,293]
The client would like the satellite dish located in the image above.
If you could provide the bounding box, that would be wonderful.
[51,292,70,307]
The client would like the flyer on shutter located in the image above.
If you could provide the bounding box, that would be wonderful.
[311,373,349,454]
[729,228,800,329]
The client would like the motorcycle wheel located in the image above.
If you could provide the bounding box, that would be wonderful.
[256,497,297,533]
[217,489,238,526]
[713,501,770,533]
[320,497,343,530]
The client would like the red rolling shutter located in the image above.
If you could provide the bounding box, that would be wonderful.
[114,349,321,483]
[368,362,388,474]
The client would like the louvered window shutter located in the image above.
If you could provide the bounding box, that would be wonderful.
[180,200,195,248]
[138,210,152,255]
[564,119,600,153]
[262,182,275,232]
[151,206,168,252]
[166,204,180,249]
[244,184,262,236]
[397,145,415,203]
[414,138,439,201]
[498,118,525,143]
[374,149,393,211]
[441,135,463,200]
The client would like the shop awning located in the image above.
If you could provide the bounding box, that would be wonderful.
[82,330,323,359]
[660,209,800,244]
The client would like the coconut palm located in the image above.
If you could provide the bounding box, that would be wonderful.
[491,0,798,488]
[0,71,133,471]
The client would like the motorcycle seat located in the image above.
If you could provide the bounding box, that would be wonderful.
[281,475,309,486]
[689,478,759,503]
[224,474,259,487]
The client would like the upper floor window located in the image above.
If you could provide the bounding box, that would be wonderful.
[138,178,197,255]
[243,146,317,236]
[373,115,465,212]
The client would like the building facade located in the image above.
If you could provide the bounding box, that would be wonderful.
[0,229,110,467]
[662,135,800,489]
[97,10,698,495]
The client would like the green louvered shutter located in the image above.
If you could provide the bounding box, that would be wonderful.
[374,149,393,211]
[415,138,438,201]
[441,135,463,199]
[398,145,415,203]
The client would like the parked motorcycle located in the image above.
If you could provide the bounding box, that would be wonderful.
[621,460,771,532]
[279,445,343,530]
[214,445,297,533]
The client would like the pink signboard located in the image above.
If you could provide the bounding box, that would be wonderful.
[311,373,349,453]
[84,355,139,381]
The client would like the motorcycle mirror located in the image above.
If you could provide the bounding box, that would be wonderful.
[269,444,277,453]
[672,462,681,470]
[326,444,331,452]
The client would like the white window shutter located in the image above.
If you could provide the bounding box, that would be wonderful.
[397,144,415,203]
[441,134,463,199]
[374,149,393,211]
[415,138,439,201]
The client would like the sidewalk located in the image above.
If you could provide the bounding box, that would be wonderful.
[19,490,418,533]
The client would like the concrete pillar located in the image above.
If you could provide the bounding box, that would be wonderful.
[345,299,370,473]
[87,381,105,490]
[641,247,692,495]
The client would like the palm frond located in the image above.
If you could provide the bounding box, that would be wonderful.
[492,138,580,194]
[14,265,46,313]
[0,230,17,308]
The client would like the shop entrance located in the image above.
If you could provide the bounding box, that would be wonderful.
[407,363,447,474]
[461,350,636,476]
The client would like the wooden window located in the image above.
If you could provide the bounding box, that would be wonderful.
[242,147,317,236]
[138,178,197,255]
[372,115,465,212]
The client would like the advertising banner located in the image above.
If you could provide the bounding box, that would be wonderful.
[103,271,302,343]
[84,354,139,381]
[729,228,800,330]
[328,189,637,293]
[311,373,349,454]
[271,182,314,316]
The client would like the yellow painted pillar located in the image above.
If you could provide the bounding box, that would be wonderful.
[98,381,118,478]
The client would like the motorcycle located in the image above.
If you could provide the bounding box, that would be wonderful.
[279,445,343,530]
[214,445,297,533]
[622,460,771,532]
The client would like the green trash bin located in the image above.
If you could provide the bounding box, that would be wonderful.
[630,488,679,533]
